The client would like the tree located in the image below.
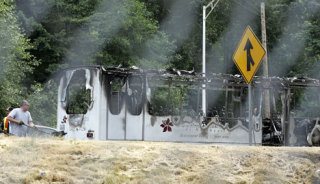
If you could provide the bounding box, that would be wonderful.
[0,0,37,117]
[16,0,176,82]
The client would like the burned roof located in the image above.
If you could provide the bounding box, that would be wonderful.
[59,65,320,89]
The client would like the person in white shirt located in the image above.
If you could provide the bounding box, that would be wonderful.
[7,100,35,137]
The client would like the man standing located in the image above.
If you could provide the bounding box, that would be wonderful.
[7,100,34,137]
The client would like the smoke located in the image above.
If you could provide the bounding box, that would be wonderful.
[205,0,320,122]
[16,0,55,36]
[0,1,33,79]
[268,0,320,77]
[203,0,318,126]
[0,11,15,79]
[140,0,263,117]
[264,1,320,119]
[160,0,200,47]
[137,0,205,119]
[204,0,261,115]
[206,0,261,74]
[237,1,320,144]
[138,0,201,69]
[23,0,132,126]
[64,0,130,66]
[283,1,320,118]
[14,0,320,128]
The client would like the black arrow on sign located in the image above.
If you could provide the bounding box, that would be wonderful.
[244,39,255,71]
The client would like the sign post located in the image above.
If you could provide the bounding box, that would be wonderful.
[233,26,266,145]
[248,84,252,145]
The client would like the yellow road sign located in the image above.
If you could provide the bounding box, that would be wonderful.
[233,26,266,84]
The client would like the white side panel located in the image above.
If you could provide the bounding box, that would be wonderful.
[57,68,103,140]
[98,72,107,140]
[125,113,143,140]
[107,106,126,140]
[143,107,262,144]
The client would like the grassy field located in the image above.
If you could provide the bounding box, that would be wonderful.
[1,135,320,184]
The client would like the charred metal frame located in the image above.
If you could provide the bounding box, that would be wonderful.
[57,65,320,146]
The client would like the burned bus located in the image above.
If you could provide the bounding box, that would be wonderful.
[56,65,320,146]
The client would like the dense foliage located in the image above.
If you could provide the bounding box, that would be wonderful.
[0,0,38,116]
[0,0,319,126]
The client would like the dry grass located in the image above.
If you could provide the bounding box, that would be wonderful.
[1,135,320,184]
